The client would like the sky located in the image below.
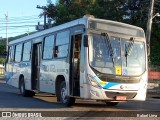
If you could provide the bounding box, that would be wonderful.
[0,0,56,38]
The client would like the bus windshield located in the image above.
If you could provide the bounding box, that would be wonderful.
[89,33,146,76]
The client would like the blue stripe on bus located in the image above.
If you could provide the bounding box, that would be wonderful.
[102,82,119,89]
[94,76,120,89]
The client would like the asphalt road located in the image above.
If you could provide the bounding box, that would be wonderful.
[0,77,160,119]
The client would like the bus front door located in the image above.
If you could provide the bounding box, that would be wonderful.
[32,43,42,90]
[70,34,82,96]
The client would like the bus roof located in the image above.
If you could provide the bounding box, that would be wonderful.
[9,17,144,45]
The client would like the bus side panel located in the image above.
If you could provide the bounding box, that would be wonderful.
[5,63,14,85]
[21,62,32,90]
[6,62,32,90]
[39,59,69,94]
[39,60,56,93]
[6,63,20,88]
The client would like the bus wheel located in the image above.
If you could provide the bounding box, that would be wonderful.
[60,81,75,106]
[19,77,35,97]
[105,102,119,106]
[19,77,27,97]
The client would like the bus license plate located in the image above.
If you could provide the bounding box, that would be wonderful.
[116,96,126,100]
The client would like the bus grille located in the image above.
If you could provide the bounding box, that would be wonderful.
[105,92,137,99]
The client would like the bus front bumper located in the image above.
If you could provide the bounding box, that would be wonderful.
[81,84,146,101]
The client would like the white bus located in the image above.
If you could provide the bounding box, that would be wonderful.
[5,16,148,106]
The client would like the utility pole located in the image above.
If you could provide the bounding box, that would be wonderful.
[5,13,8,52]
[146,0,154,56]
[37,5,47,30]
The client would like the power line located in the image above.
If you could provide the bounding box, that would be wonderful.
[0,27,36,31]
[0,15,39,20]
[0,18,43,23]
[0,15,43,24]
[0,15,44,38]
[0,25,36,28]
[0,20,44,25]
[0,31,36,35]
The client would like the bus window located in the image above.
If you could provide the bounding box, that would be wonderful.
[15,44,22,62]
[22,41,31,61]
[8,46,15,63]
[55,30,70,58]
[43,35,54,59]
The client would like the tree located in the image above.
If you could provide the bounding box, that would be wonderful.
[46,0,95,26]
[93,0,126,22]
[0,58,5,64]
[122,0,150,28]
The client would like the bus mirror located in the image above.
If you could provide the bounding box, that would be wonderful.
[84,35,88,47]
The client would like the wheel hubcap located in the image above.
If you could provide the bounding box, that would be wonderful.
[61,87,67,103]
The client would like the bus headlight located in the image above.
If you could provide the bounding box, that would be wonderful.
[87,74,101,88]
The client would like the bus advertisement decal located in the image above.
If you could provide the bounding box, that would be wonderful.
[102,82,119,89]
[94,76,120,89]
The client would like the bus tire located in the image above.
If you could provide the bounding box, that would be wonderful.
[19,77,27,97]
[26,91,35,97]
[60,81,75,106]
[19,77,35,97]
[105,102,119,106]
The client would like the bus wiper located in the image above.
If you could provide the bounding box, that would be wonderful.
[125,37,135,67]
[101,33,114,66]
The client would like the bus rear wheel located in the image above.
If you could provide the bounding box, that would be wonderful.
[60,81,75,106]
[105,102,119,106]
[19,77,35,97]
[19,77,27,96]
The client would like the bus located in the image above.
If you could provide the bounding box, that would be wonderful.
[5,16,148,106]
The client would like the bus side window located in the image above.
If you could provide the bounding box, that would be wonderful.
[55,30,70,58]
[8,46,15,63]
[54,46,58,57]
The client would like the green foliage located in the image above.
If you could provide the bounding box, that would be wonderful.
[0,58,5,64]
[122,0,150,28]
[93,0,126,22]
[46,0,96,25]
[150,23,160,66]
[0,40,6,55]
[46,0,151,28]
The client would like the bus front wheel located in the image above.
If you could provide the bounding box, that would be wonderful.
[60,81,75,106]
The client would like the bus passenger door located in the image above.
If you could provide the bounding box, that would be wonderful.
[31,43,42,90]
[70,34,82,96]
